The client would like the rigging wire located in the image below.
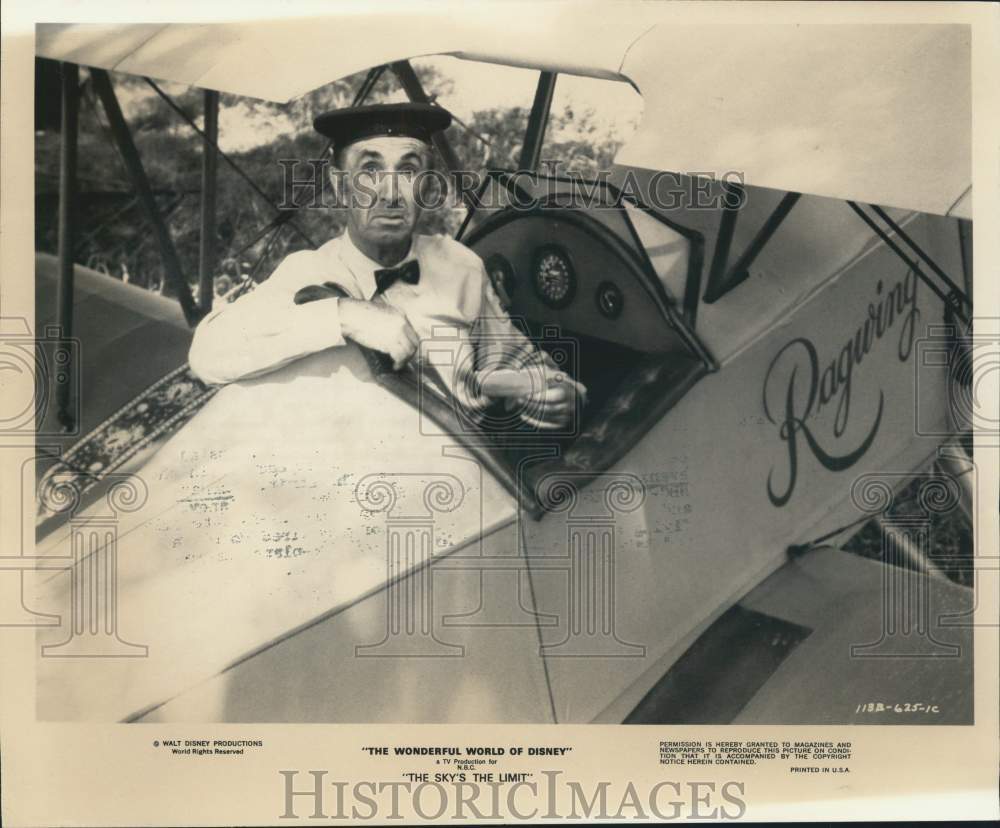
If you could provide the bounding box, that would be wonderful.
[144,78,320,250]
[248,221,286,280]
[869,204,972,313]
[847,202,969,325]
[228,212,293,263]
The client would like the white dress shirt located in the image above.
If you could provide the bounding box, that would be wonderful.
[188,231,556,411]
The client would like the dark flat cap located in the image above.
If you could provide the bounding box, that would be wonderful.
[313,102,452,150]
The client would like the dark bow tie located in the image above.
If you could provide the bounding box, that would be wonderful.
[374,259,420,295]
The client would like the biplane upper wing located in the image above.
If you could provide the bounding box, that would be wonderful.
[617,23,971,219]
[36,13,970,218]
[33,11,652,98]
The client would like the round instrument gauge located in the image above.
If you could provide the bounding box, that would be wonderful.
[484,253,516,309]
[596,281,624,319]
[532,246,576,308]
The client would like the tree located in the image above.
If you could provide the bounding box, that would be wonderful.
[34,62,628,302]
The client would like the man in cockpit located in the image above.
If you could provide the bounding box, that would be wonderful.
[188,102,585,429]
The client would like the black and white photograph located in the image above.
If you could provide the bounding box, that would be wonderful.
[2,1,998,824]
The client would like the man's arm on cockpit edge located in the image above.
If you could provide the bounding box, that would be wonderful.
[188,251,351,385]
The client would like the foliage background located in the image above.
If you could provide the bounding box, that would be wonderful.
[34,61,624,298]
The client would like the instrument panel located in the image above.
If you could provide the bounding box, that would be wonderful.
[471,210,685,354]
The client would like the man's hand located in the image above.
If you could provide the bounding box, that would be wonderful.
[476,366,587,430]
[338,297,419,371]
[516,371,587,430]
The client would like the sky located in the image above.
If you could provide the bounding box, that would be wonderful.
[120,55,644,155]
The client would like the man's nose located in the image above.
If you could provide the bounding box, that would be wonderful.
[375,172,403,205]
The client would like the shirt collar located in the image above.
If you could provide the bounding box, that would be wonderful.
[337,231,417,300]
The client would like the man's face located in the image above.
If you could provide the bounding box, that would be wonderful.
[336,135,430,249]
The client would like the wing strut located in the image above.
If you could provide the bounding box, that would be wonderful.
[390,60,463,175]
[56,62,80,431]
[519,71,558,173]
[197,90,219,316]
[91,69,202,327]
[703,187,800,304]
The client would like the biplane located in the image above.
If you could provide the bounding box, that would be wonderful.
[21,13,976,724]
